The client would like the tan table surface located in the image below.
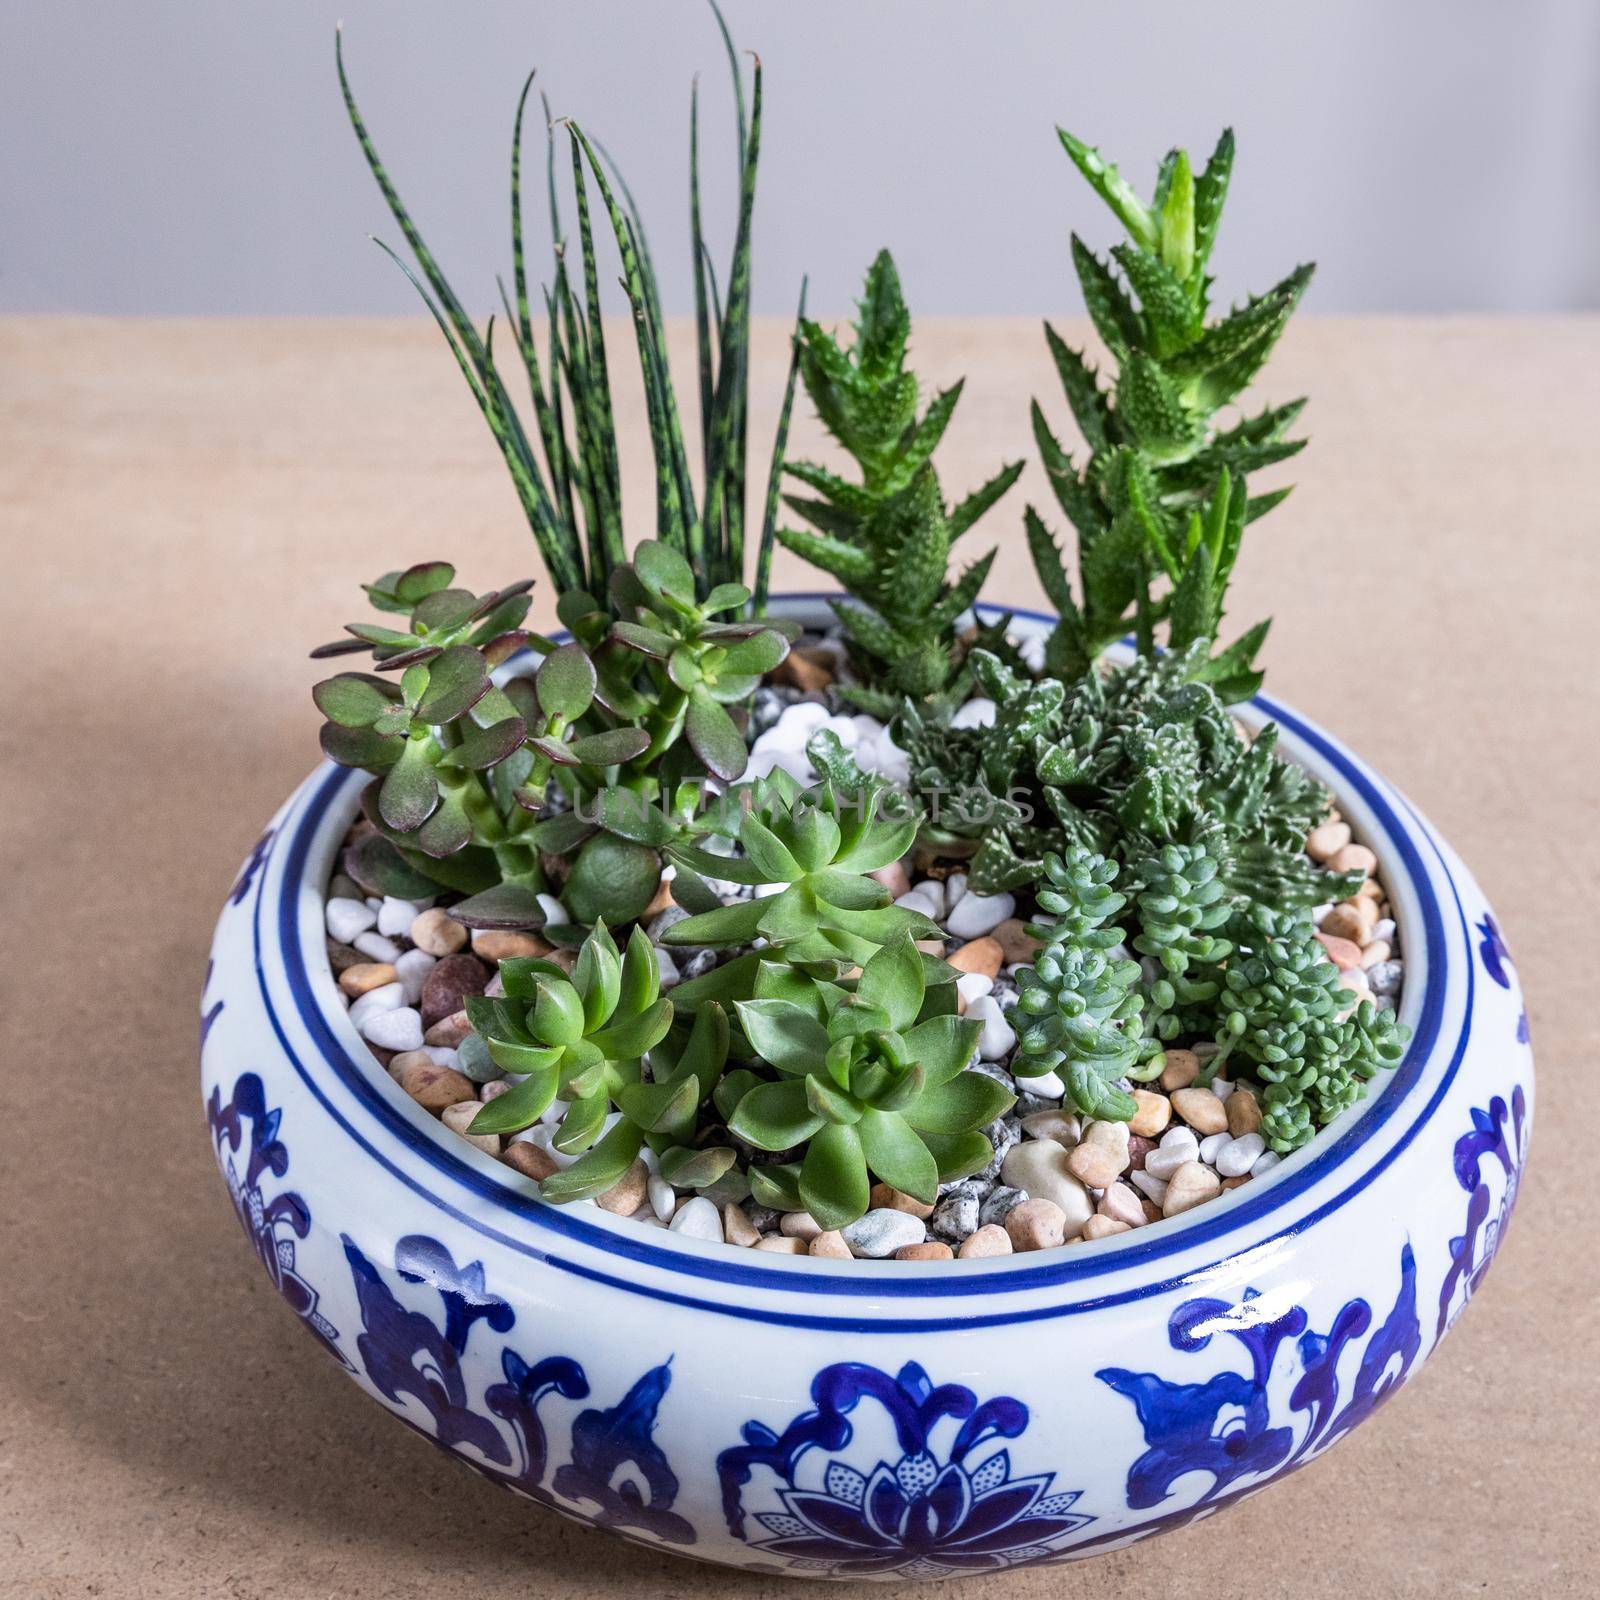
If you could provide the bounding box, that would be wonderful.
[3,315,1596,1599]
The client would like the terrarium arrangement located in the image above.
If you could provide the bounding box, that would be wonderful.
[310,24,1410,1265]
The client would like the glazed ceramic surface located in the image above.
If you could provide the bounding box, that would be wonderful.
[201,599,1533,1578]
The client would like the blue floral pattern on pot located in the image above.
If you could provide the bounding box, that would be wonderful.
[1477,912,1529,1041]
[341,1233,696,1548]
[207,1068,346,1365]
[1437,1084,1528,1337]
[716,1362,1094,1576]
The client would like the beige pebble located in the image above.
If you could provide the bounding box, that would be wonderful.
[1163,1161,1222,1217]
[1328,843,1377,877]
[808,1229,853,1258]
[642,874,676,920]
[947,937,1004,979]
[896,1241,954,1261]
[1158,1049,1201,1091]
[340,961,399,997]
[992,918,1043,965]
[1006,1197,1067,1252]
[1315,931,1364,970]
[868,1182,936,1219]
[1140,1197,1164,1224]
[1361,940,1392,968]
[479,1078,513,1103]
[1128,1088,1172,1137]
[471,928,550,962]
[1321,902,1374,944]
[424,1009,474,1049]
[957,1223,1014,1259]
[399,1062,478,1112]
[1170,1087,1228,1136]
[915,939,947,958]
[1356,877,1384,903]
[410,907,468,956]
[1221,1174,1251,1191]
[722,1204,760,1247]
[441,1100,502,1157]
[1306,819,1352,862]
[756,1234,808,1254]
[772,648,833,693]
[503,1141,558,1181]
[387,1048,434,1082]
[594,1157,649,1216]
[1338,969,1373,1002]
[1067,1135,1127,1191]
[1021,1109,1080,1146]
[869,861,912,899]
[1097,1182,1147,1228]
[1226,1087,1263,1137]
[1082,1215,1132,1240]
[780,1211,824,1240]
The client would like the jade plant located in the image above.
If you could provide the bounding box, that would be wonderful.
[777,250,1023,716]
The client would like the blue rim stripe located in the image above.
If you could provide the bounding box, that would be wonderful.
[250,598,1468,1326]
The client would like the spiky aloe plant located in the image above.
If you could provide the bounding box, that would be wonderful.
[1028,127,1312,700]
[777,250,1023,716]
[336,4,803,610]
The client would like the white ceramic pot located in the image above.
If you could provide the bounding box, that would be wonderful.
[201,598,1533,1578]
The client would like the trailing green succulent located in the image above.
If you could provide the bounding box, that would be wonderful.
[777,250,1023,716]
[1027,126,1311,698]
[727,934,1009,1228]
[464,921,740,1200]
[339,5,802,611]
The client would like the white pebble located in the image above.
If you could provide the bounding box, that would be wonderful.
[1371,917,1397,944]
[1130,1169,1169,1205]
[1015,633,1046,672]
[946,889,1015,940]
[647,1174,677,1221]
[348,982,406,1030]
[519,1124,578,1169]
[326,896,377,944]
[1198,1131,1230,1165]
[1251,1149,1282,1177]
[354,931,401,963]
[1311,903,1332,927]
[950,696,997,730]
[361,1006,424,1052]
[422,1046,458,1069]
[913,877,947,918]
[393,947,437,1005]
[667,1196,722,1241]
[1210,1077,1234,1101]
[1217,1133,1267,1177]
[1145,1128,1200,1181]
[895,889,941,920]
[841,1207,927,1258]
[966,994,1017,1062]
[654,946,681,988]
[536,893,568,927]
[377,895,426,937]
[944,873,968,909]
[1022,1068,1066,1101]
[955,972,994,1006]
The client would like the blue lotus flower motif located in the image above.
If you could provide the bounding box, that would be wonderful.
[1437,1085,1528,1336]
[1476,913,1513,989]
[720,1361,1092,1576]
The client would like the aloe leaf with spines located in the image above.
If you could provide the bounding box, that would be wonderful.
[777,249,1022,715]
[1028,125,1311,697]
[728,934,1007,1228]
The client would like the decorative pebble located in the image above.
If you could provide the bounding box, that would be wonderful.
[1020,1068,1065,1099]
[1315,931,1364,970]
[424,1009,473,1049]
[1367,959,1404,997]
[1144,1127,1201,1182]
[868,1183,935,1220]
[594,1158,648,1216]
[779,1211,823,1240]
[1251,1149,1282,1177]
[647,1175,677,1221]
[955,972,994,1008]
[441,1100,501,1157]
[1128,1089,1171,1137]
[1020,1109,1079,1146]
[895,889,941,919]
[1170,1087,1228,1136]
[1306,819,1352,861]
[991,919,1043,965]
[946,889,1016,940]
[653,946,681,988]
[393,947,437,1005]
[361,1006,424,1052]
[897,1241,955,1261]
[869,861,912,898]
[1328,843,1377,876]
[1163,1161,1222,1217]
[1066,1121,1130,1190]
[1370,917,1397,944]
[667,1196,722,1241]
[808,1229,853,1259]
[1082,1216,1131,1240]
[1198,1131,1230,1164]
[948,937,1003,978]
[410,907,467,956]
[1321,903,1374,943]
[755,1234,807,1254]
[1005,1197,1067,1252]
[957,1224,1013,1259]
[503,1141,558,1181]
[721,1203,759,1247]
[966,994,1017,1062]
[1227,1089,1263,1137]
[999,1142,1093,1238]
[399,1062,477,1112]
[420,953,491,1029]
[1158,1049,1201,1091]
[339,961,397,998]
[929,1192,980,1243]
[1130,1169,1169,1206]
[1217,1132,1267,1177]
[326,896,377,944]
[471,929,547,962]
[911,877,947,918]
[353,931,402,963]
[978,1185,1028,1229]
[1097,1182,1146,1228]
[376,896,425,937]
[1360,940,1392,968]
[842,1208,927,1259]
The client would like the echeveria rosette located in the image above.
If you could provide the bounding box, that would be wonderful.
[727,935,1010,1228]
[662,776,934,972]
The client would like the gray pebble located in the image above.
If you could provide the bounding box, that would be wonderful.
[647,905,692,943]
[841,1207,927,1258]
[678,948,720,983]
[974,1117,1020,1184]
[929,1193,980,1243]
[749,686,799,738]
[743,1202,782,1234]
[1367,959,1403,996]
[979,1185,1028,1228]
[969,1061,1017,1094]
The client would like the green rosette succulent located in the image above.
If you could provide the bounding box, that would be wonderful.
[726,934,1009,1228]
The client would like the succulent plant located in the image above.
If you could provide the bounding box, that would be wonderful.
[777,250,1022,716]
[1026,847,1127,951]
[1130,843,1233,1042]
[338,7,802,611]
[660,771,934,972]
[1027,126,1311,698]
[727,934,1009,1227]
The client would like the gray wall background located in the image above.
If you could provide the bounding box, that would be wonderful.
[4,0,1599,318]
